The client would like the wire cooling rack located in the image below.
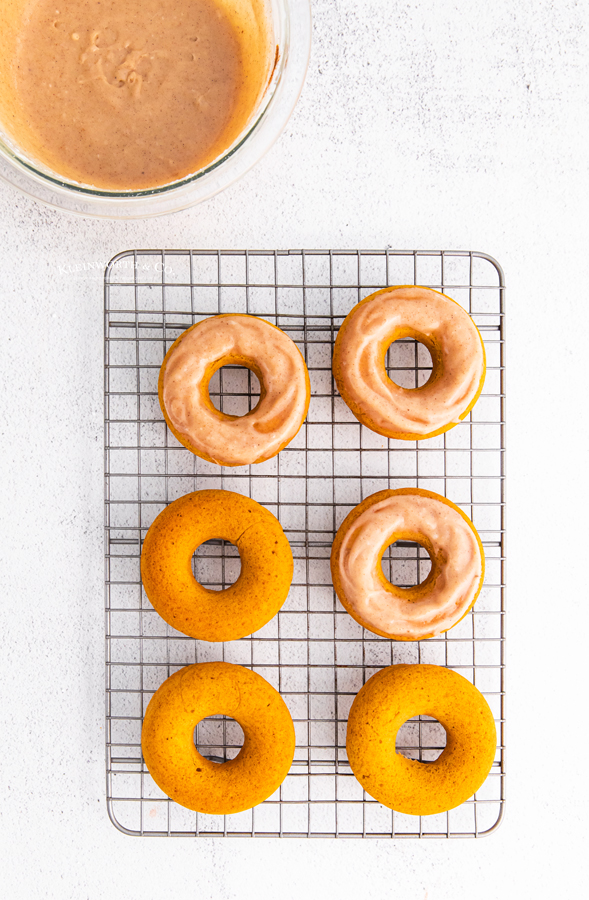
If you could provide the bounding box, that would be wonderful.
[104,249,505,838]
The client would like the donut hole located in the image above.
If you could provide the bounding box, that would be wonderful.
[381,540,432,588]
[192,539,242,590]
[194,715,245,764]
[396,716,447,763]
[208,365,261,416]
[386,339,433,389]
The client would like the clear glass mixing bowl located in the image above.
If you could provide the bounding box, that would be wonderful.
[0,0,311,219]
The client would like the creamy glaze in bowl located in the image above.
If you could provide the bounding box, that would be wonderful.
[0,0,311,217]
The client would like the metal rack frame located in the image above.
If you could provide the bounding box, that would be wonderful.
[104,249,505,838]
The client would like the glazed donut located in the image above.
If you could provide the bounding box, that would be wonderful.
[346,664,497,816]
[330,489,484,641]
[159,314,310,467]
[142,662,296,814]
[141,490,293,642]
[332,286,486,440]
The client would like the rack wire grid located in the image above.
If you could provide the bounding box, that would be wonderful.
[104,248,505,839]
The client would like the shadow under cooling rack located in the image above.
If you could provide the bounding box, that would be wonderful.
[104,249,505,838]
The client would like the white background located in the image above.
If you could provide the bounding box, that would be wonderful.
[0,1,587,896]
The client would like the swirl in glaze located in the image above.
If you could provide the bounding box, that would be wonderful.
[332,490,484,640]
[161,314,310,467]
[333,287,485,438]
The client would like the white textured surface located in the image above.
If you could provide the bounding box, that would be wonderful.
[0,0,587,896]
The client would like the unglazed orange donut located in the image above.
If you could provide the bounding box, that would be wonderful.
[142,662,295,814]
[332,286,486,440]
[346,664,497,816]
[331,489,484,641]
[141,490,293,642]
[159,314,310,466]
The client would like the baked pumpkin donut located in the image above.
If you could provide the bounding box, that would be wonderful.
[142,662,296,815]
[332,286,486,440]
[141,490,293,642]
[159,314,311,467]
[346,664,497,816]
[331,488,484,641]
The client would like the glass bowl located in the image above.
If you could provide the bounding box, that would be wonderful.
[0,0,311,219]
